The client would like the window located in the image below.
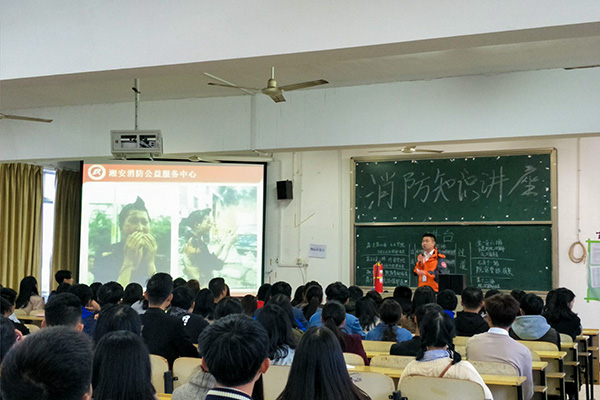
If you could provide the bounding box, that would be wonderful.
[41,169,56,298]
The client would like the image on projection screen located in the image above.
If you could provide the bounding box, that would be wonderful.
[79,162,265,294]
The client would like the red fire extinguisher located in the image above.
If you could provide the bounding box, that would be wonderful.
[373,262,383,293]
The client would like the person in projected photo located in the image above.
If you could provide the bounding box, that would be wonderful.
[179,209,236,285]
[94,197,157,286]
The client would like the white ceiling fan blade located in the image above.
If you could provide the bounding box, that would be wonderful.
[204,72,256,95]
[265,91,286,103]
[0,113,53,123]
[279,79,329,92]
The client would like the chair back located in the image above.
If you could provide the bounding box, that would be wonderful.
[173,357,203,389]
[455,345,466,356]
[370,355,415,369]
[528,349,541,361]
[14,309,28,317]
[399,376,485,400]
[517,340,559,352]
[24,324,40,334]
[469,360,518,375]
[343,352,365,366]
[454,336,470,346]
[150,354,169,394]
[560,333,573,344]
[263,365,291,400]
[350,371,395,400]
[361,340,396,353]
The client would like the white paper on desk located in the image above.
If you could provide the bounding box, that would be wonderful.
[309,244,327,259]
[591,267,600,288]
[590,243,600,265]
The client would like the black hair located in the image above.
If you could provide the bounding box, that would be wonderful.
[173,277,187,289]
[461,286,484,310]
[93,304,142,344]
[379,298,403,341]
[355,297,379,332]
[484,289,500,299]
[199,314,268,387]
[325,282,349,304]
[241,294,258,316]
[417,309,461,365]
[146,273,173,305]
[393,285,412,300]
[485,293,520,328]
[1,315,17,363]
[122,283,144,306]
[171,285,196,310]
[365,290,383,307]
[56,282,72,294]
[1,287,17,306]
[303,284,323,321]
[44,293,82,328]
[510,289,527,305]
[415,303,444,326]
[209,277,227,300]
[437,289,458,311]
[321,301,347,351]
[1,297,13,315]
[97,281,124,306]
[90,282,102,302]
[68,283,93,307]
[186,279,200,294]
[214,297,243,320]
[0,326,93,400]
[291,285,305,307]
[93,330,155,400]
[348,286,364,302]
[543,287,577,322]
[520,293,544,315]
[422,233,437,242]
[118,196,150,229]
[410,286,436,317]
[193,288,215,319]
[256,304,297,361]
[271,281,292,298]
[54,270,72,284]
[268,294,300,329]
[276,327,369,400]
[15,276,39,309]
[257,283,272,302]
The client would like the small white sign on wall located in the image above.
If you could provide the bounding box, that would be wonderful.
[309,244,327,259]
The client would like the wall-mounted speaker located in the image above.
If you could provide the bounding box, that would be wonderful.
[276,180,293,200]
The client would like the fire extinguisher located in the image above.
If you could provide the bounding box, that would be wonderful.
[373,262,383,293]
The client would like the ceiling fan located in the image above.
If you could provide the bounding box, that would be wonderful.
[369,146,444,154]
[205,67,328,103]
[0,113,53,123]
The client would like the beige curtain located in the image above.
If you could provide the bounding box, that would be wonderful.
[0,163,43,290]
[51,169,82,289]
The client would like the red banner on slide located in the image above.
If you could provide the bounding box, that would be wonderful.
[83,163,263,184]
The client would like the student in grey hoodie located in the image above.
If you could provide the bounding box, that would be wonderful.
[509,293,560,348]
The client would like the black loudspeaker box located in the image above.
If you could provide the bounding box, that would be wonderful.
[439,274,466,295]
[276,180,293,200]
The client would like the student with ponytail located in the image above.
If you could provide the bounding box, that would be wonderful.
[400,309,492,400]
[321,301,368,365]
[365,298,411,342]
[301,284,323,321]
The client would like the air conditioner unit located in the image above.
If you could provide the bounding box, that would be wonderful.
[111,130,163,158]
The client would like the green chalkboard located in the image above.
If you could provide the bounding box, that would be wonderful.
[354,225,553,291]
[354,153,552,223]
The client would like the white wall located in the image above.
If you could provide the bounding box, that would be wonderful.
[3,1,600,79]
[265,137,599,329]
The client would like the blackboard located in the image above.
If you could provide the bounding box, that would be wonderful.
[354,225,553,291]
[355,154,552,223]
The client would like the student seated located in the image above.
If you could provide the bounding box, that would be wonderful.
[300,283,323,321]
[309,282,365,338]
[365,298,412,342]
[509,293,560,347]
[256,281,308,330]
[167,285,209,344]
[466,293,533,400]
[48,270,75,300]
[393,285,413,315]
[277,326,370,400]
[542,287,582,341]
[455,286,489,337]
[321,301,369,365]
[256,304,297,366]
[0,326,93,400]
[437,289,458,318]
[140,273,198,367]
[0,290,30,335]
[355,297,380,333]
[399,309,492,400]
[214,297,244,320]
[68,283,101,335]
[0,315,20,363]
[96,281,124,307]
[15,276,45,314]
[198,314,270,400]
[93,304,142,344]
[267,294,306,340]
[193,288,215,320]
[391,303,443,357]
[43,292,84,331]
[93,331,155,400]
[400,286,436,334]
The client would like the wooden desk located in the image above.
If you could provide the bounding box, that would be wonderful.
[17,315,45,327]
[366,350,389,359]
[535,350,566,400]
[580,329,599,400]
[157,394,172,400]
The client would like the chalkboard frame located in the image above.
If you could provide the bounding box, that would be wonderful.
[350,148,558,292]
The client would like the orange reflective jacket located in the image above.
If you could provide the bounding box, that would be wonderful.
[414,248,447,292]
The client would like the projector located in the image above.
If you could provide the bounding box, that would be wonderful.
[111,130,163,158]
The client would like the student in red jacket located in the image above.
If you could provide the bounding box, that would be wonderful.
[414,233,448,292]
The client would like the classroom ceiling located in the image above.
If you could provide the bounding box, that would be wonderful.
[1,24,600,110]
